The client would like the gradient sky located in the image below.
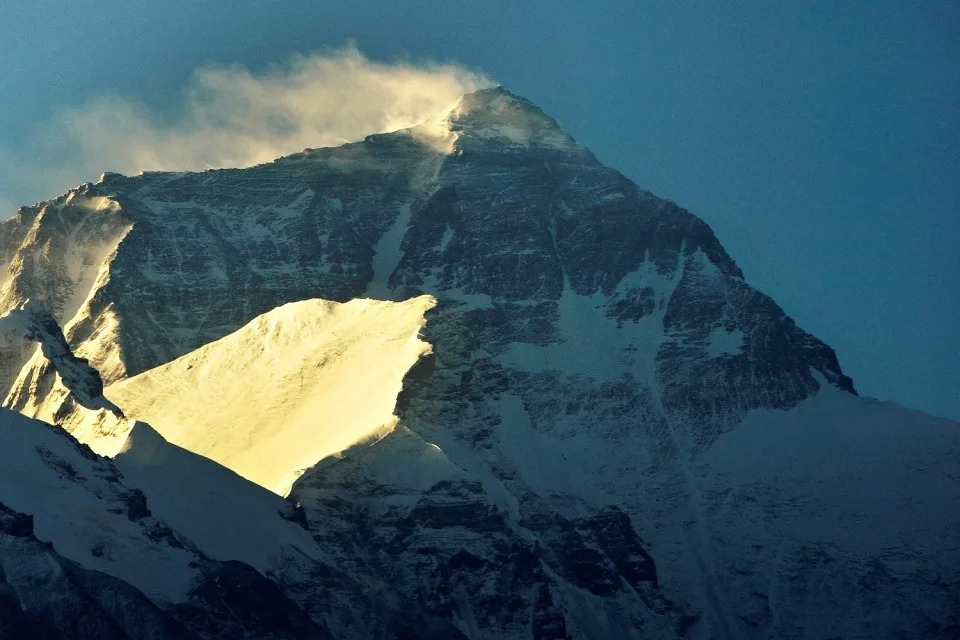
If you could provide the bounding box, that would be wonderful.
[1,1,957,419]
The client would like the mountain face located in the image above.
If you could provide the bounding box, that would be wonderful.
[0,86,957,639]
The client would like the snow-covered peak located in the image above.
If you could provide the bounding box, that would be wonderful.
[97,171,126,185]
[0,301,121,416]
[3,83,955,638]
[443,86,590,155]
[448,86,551,127]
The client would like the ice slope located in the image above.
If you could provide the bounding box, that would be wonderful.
[113,422,323,573]
[0,408,197,603]
[62,295,436,494]
[0,407,327,602]
[0,412,328,638]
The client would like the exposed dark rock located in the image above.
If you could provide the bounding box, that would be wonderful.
[171,561,328,640]
[0,502,34,538]
[574,507,658,590]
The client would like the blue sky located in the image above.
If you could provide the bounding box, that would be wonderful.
[1,1,957,419]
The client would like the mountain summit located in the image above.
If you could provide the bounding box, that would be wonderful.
[0,88,956,639]
[445,86,589,155]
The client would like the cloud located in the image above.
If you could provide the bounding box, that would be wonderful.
[0,46,491,212]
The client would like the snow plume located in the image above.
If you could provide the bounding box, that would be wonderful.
[0,46,490,210]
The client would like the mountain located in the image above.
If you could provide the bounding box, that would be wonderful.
[0,86,957,639]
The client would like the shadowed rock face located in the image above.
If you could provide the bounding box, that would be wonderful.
[290,426,688,639]
[2,87,955,640]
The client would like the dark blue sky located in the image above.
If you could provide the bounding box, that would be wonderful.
[1,1,957,419]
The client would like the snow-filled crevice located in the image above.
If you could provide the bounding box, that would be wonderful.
[366,203,413,299]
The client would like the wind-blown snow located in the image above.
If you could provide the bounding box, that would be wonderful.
[66,295,436,495]
[445,87,582,152]
[0,189,132,398]
[55,195,131,326]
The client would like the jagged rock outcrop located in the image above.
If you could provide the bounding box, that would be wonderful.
[0,301,121,418]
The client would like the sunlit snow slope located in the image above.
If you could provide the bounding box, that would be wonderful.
[0,189,131,394]
[65,295,435,494]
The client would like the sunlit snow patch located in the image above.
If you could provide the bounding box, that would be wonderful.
[64,295,436,495]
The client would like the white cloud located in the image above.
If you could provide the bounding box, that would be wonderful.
[0,46,491,212]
